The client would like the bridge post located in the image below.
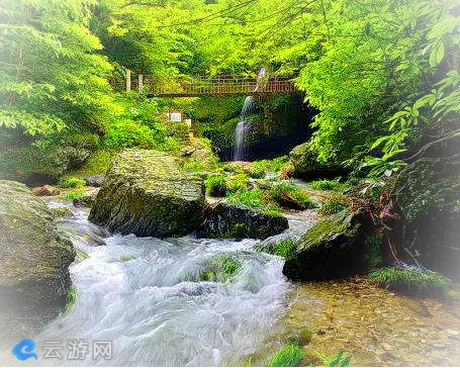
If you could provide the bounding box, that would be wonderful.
[138,74,144,91]
[125,69,131,91]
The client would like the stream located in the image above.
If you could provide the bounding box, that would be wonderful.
[2,200,460,366]
[1,201,309,367]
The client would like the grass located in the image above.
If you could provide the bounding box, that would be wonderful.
[62,189,86,201]
[320,201,347,215]
[226,187,281,214]
[309,179,342,191]
[368,267,452,293]
[266,344,303,367]
[269,181,317,210]
[270,239,297,260]
[253,156,289,174]
[60,177,86,189]
[205,174,227,196]
[316,352,352,367]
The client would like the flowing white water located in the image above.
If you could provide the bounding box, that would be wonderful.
[1,203,292,366]
[232,69,266,161]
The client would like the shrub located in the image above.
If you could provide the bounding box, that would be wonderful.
[60,177,86,189]
[320,201,347,215]
[269,181,317,210]
[227,188,281,214]
[266,344,303,367]
[103,119,156,150]
[205,174,227,197]
[368,267,451,293]
[309,179,342,191]
[63,189,86,201]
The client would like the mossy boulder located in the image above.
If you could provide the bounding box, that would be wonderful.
[393,151,460,280]
[89,149,205,237]
[283,210,365,280]
[0,180,76,313]
[196,202,288,240]
[288,142,341,179]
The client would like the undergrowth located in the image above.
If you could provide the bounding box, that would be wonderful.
[368,267,451,293]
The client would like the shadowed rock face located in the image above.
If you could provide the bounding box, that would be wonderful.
[197,202,289,240]
[0,180,76,339]
[89,149,205,237]
[283,210,365,281]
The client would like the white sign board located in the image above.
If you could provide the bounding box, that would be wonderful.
[167,112,182,122]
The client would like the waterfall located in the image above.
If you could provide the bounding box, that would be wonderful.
[232,68,266,161]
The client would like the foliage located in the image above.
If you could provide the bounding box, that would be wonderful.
[226,188,281,214]
[309,180,342,191]
[60,177,86,189]
[62,189,86,201]
[269,181,317,210]
[266,344,303,367]
[320,201,347,215]
[205,174,227,197]
[368,267,452,292]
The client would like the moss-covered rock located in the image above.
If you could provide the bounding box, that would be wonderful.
[0,180,76,311]
[288,142,341,179]
[393,151,460,280]
[283,210,365,280]
[89,149,205,237]
[196,202,288,240]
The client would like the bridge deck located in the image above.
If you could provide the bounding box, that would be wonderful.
[110,74,295,96]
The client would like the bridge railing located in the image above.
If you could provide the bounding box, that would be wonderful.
[109,73,295,96]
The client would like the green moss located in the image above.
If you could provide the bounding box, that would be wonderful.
[60,177,86,189]
[368,267,452,293]
[269,239,297,260]
[50,206,75,218]
[205,174,227,197]
[316,352,352,367]
[266,344,303,367]
[62,284,77,316]
[269,181,317,209]
[221,162,265,179]
[180,254,242,283]
[226,174,250,192]
[309,179,342,191]
[226,188,281,214]
[320,201,347,215]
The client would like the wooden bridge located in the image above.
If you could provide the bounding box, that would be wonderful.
[110,72,296,97]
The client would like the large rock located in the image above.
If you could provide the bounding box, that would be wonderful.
[288,142,341,179]
[89,149,205,237]
[283,210,365,280]
[0,180,76,339]
[196,202,288,240]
